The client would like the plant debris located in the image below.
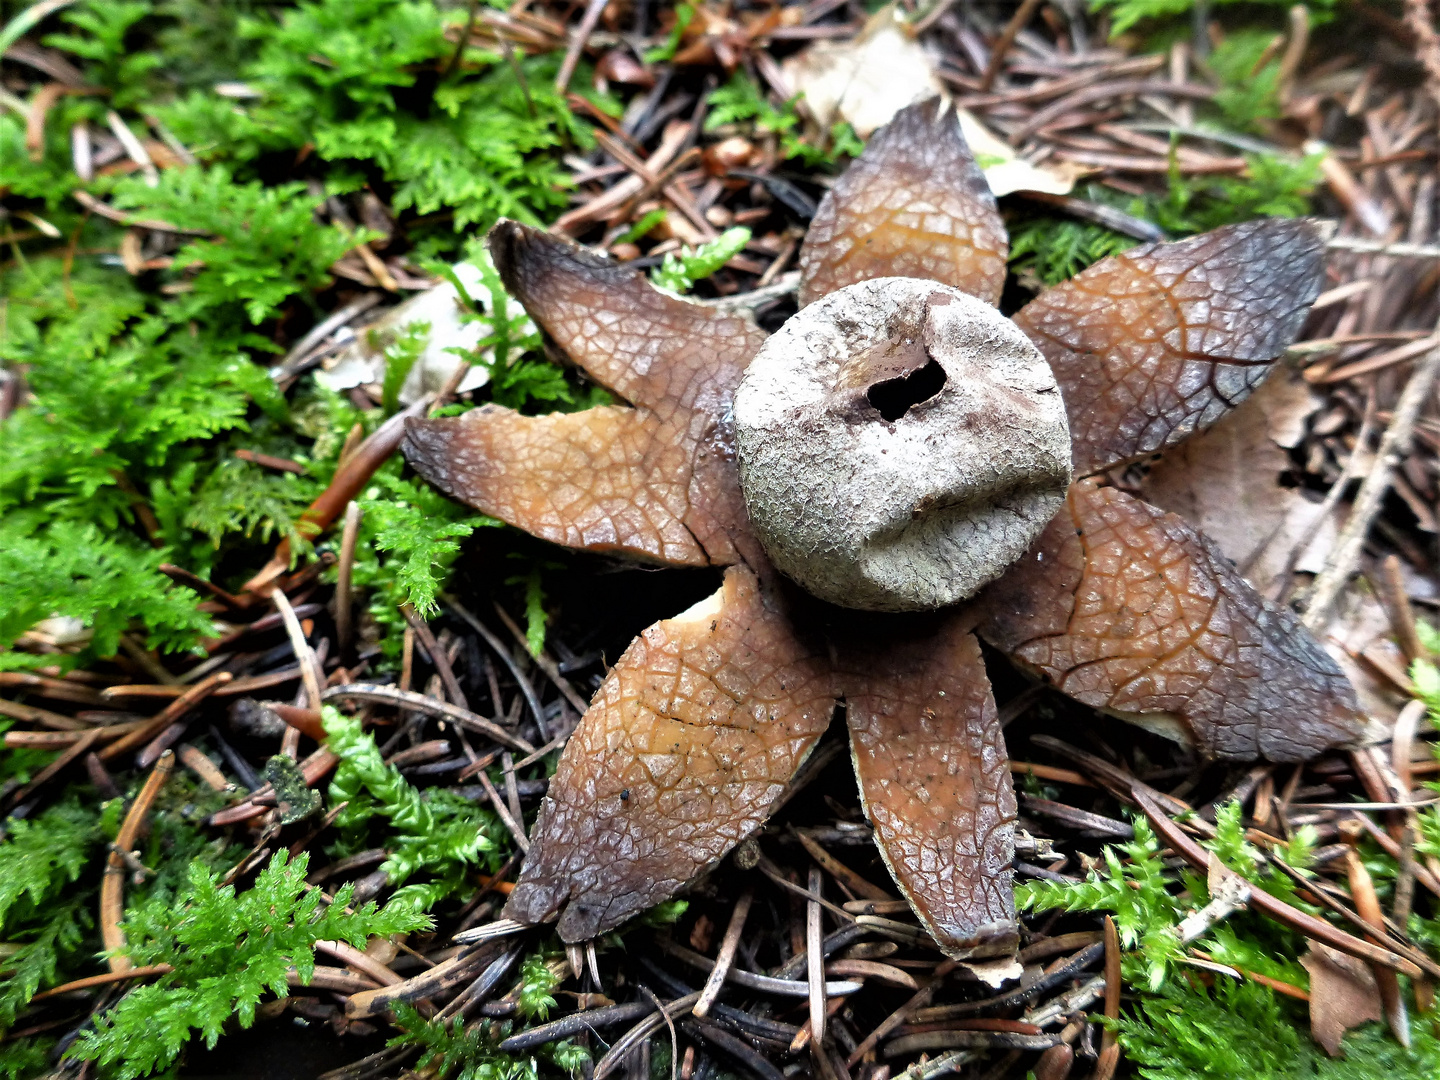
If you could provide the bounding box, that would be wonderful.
[4,1,1440,1079]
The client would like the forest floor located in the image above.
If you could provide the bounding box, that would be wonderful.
[3,0,1440,1078]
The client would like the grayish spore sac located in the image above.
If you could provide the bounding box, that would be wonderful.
[734,278,1073,612]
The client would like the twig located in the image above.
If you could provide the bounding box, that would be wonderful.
[1342,829,1411,1045]
[0,697,88,730]
[499,1001,654,1052]
[1325,236,1440,258]
[274,589,323,713]
[315,939,403,987]
[176,743,231,792]
[31,964,174,1001]
[1012,80,1215,143]
[1131,787,1423,977]
[795,829,892,901]
[335,501,362,656]
[915,944,1105,1021]
[594,992,701,1080]
[554,0,609,94]
[807,866,826,1043]
[696,271,801,312]
[492,602,590,715]
[443,595,550,741]
[1302,329,1440,632]
[981,0,1044,91]
[1094,915,1122,1080]
[269,293,383,380]
[656,938,862,997]
[1380,554,1426,663]
[102,751,174,973]
[6,727,103,807]
[694,889,753,1019]
[98,671,232,762]
[476,768,529,852]
[846,962,956,1067]
[344,947,493,1019]
[400,604,467,709]
[322,684,534,753]
[642,985,680,1080]
[242,395,434,594]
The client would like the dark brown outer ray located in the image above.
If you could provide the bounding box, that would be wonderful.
[488,220,769,418]
[405,221,768,567]
[405,405,721,565]
[975,479,1364,762]
[837,617,1018,960]
[504,565,840,942]
[1012,219,1325,476]
[797,98,1009,307]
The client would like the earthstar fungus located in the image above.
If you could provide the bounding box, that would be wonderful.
[403,97,1365,963]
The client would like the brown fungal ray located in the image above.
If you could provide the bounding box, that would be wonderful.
[504,565,840,941]
[488,220,768,418]
[797,98,1009,308]
[1012,219,1326,476]
[838,617,1018,960]
[406,405,709,565]
[975,478,1364,762]
[405,220,769,566]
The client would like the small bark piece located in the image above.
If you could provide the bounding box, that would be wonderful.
[798,98,1008,307]
[976,478,1364,762]
[1012,219,1326,475]
[839,617,1019,959]
[505,565,839,941]
[406,222,767,567]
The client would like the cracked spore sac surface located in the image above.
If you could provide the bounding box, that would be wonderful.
[798,98,1008,307]
[505,566,839,942]
[404,223,769,567]
[976,479,1364,762]
[840,619,1018,959]
[1013,219,1325,476]
[735,278,1071,611]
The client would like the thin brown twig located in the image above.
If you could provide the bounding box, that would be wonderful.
[1094,915,1122,1080]
[1131,786,1423,977]
[322,684,534,753]
[98,671,232,762]
[694,889,753,1019]
[554,0,609,94]
[30,964,174,1001]
[981,0,1045,91]
[807,866,826,1044]
[400,604,467,709]
[102,751,175,973]
[275,589,323,713]
[242,394,434,594]
[476,768,529,852]
[335,501,362,656]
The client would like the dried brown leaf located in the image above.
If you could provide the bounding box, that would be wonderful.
[1140,368,1328,598]
[1300,942,1385,1056]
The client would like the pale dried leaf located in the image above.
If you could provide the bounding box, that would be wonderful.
[1140,369,1329,599]
[781,4,941,137]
